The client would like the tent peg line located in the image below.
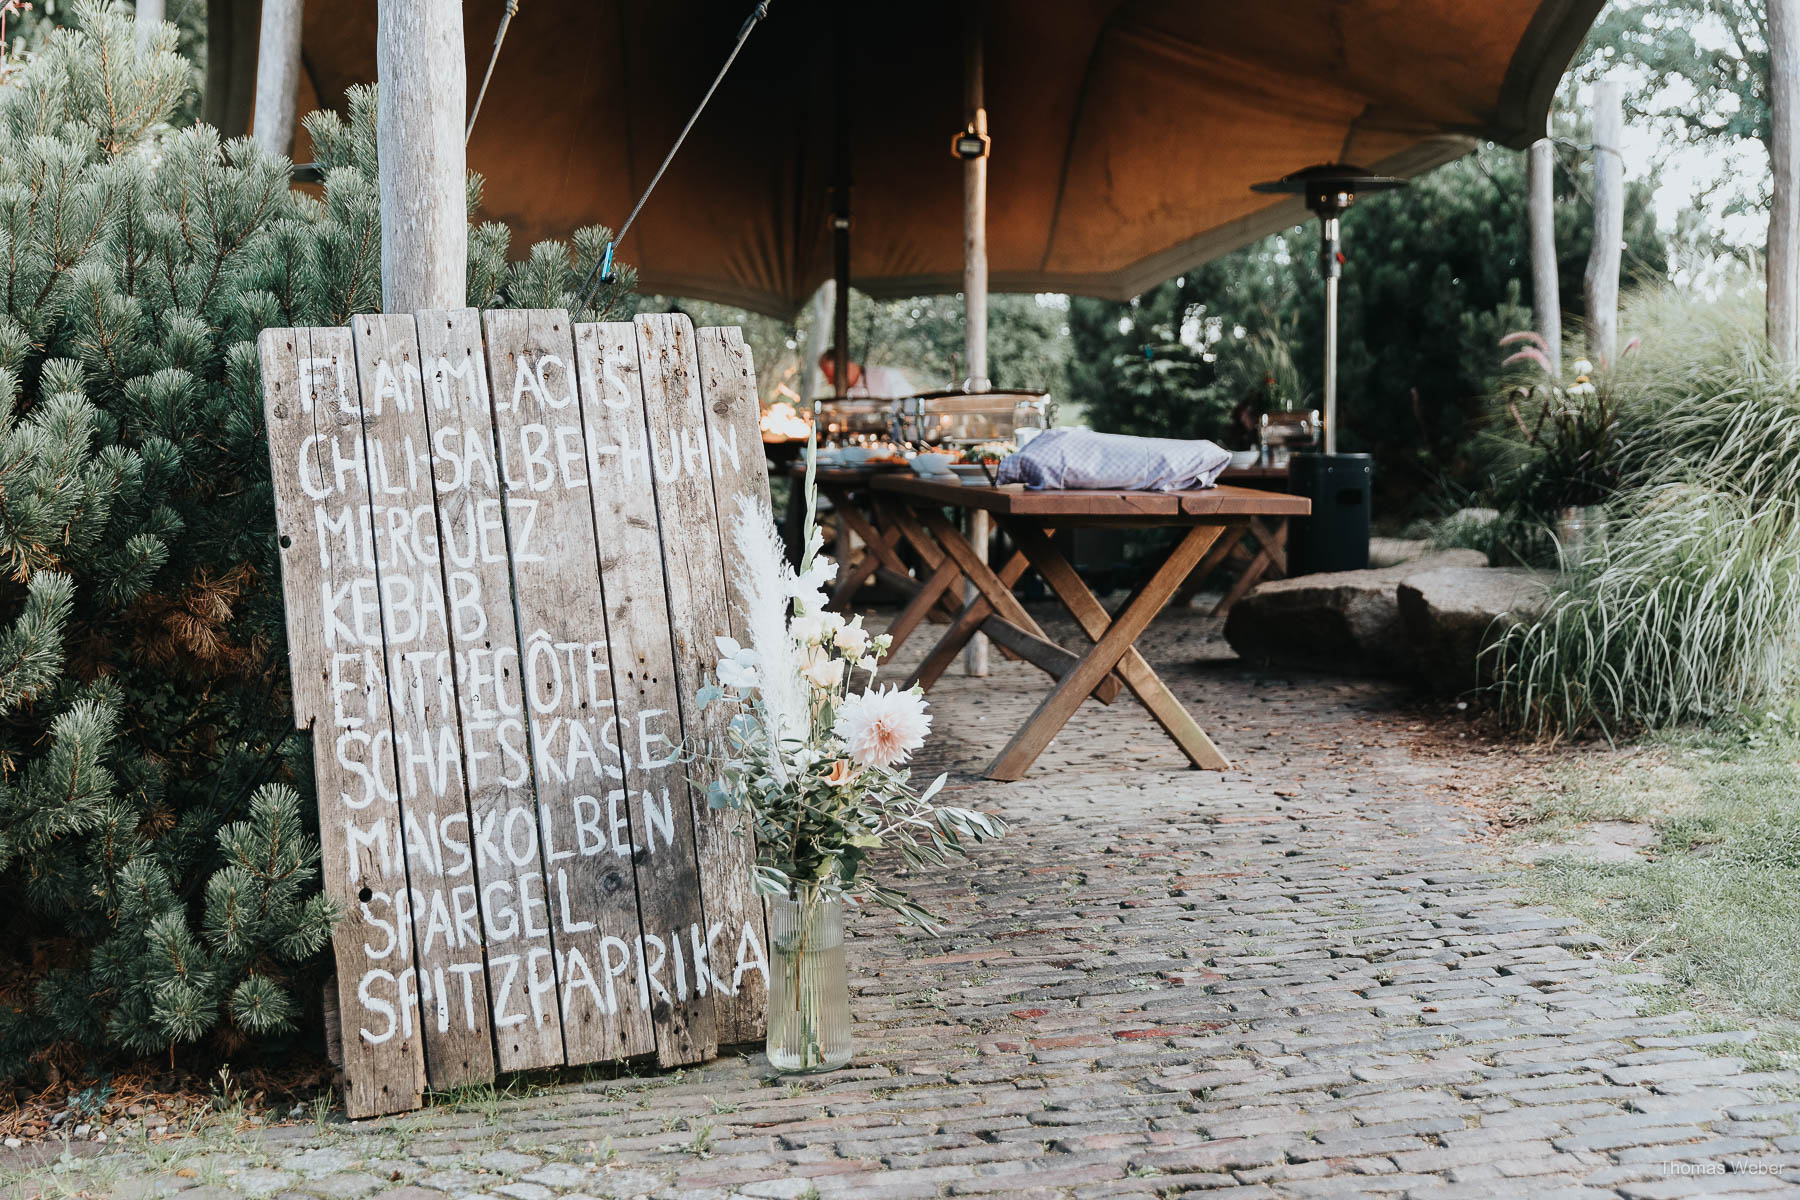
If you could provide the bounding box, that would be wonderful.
[574,0,772,313]
[467,0,521,144]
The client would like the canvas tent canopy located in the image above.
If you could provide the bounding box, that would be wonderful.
[212,0,1602,317]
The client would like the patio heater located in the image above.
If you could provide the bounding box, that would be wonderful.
[1250,163,1406,574]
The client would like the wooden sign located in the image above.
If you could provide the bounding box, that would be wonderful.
[258,311,771,1117]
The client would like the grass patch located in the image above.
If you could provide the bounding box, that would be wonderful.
[1511,712,1800,1027]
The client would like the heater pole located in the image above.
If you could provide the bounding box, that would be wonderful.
[1321,215,1341,456]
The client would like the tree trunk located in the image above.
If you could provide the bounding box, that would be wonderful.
[962,1,989,678]
[1771,0,1800,361]
[1528,138,1563,378]
[136,0,163,49]
[253,0,305,159]
[1582,81,1623,365]
[377,0,467,313]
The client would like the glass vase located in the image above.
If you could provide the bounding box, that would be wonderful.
[765,894,851,1073]
[1556,505,1608,567]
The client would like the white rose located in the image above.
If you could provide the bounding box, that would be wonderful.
[800,646,845,690]
[790,611,827,646]
[834,617,870,657]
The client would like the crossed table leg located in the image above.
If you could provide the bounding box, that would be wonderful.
[899,511,1232,780]
[823,485,965,622]
[1173,516,1289,615]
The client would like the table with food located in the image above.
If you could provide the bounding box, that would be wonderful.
[758,389,1313,620]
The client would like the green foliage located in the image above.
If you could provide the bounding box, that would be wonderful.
[1068,281,1269,446]
[1070,145,1665,507]
[0,5,630,1077]
[821,291,1069,399]
[2,0,208,122]
[1483,353,1625,526]
[1584,1,1767,149]
[1491,486,1800,739]
[1486,283,1800,740]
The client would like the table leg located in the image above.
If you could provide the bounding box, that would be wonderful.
[985,523,1227,781]
[829,521,905,610]
[1174,524,1246,607]
[907,545,1032,691]
[1258,518,1288,576]
[879,502,968,622]
[1003,519,1228,771]
[881,555,962,663]
[1210,518,1285,617]
[818,486,892,611]
[908,511,1120,702]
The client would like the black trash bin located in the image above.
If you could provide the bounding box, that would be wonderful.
[1287,452,1372,575]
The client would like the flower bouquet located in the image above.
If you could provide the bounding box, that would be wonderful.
[699,446,1006,1073]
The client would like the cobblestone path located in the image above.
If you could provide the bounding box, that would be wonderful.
[17,611,1800,1199]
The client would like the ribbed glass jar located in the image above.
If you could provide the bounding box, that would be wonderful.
[765,894,851,1073]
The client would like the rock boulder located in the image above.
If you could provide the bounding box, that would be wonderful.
[1396,566,1555,694]
[1222,550,1488,675]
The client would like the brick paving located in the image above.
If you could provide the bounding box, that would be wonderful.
[14,608,1800,1199]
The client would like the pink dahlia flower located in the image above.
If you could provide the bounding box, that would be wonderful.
[834,686,931,768]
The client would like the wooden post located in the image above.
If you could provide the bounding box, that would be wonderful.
[252,0,305,158]
[1583,81,1624,365]
[136,0,163,48]
[1528,138,1563,379]
[1771,0,1800,362]
[804,281,834,403]
[830,15,851,401]
[962,1,990,678]
[377,0,467,313]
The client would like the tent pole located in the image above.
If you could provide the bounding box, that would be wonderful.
[962,0,990,677]
[136,0,163,49]
[962,3,989,392]
[253,0,306,158]
[831,15,851,401]
[378,0,467,312]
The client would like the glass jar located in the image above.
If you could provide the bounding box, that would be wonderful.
[1011,398,1047,448]
[1555,505,1607,567]
[765,894,851,1073]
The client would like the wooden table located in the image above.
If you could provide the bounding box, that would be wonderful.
[870,475,1310,781]
[1180,463,1294,615]
[776,464,928,611]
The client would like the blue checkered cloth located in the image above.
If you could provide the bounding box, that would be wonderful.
[996,429,1231,491]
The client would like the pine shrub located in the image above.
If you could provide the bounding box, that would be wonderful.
[0,2,633,1077]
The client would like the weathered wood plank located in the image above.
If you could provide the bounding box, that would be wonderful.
[643,318,770,1044]
[573,320,718,1066]
[347,312,497,1089]
[482,308,655,1067]
[415,309,583,1079]
[690,325,777,1043]
[260,325,427,1118]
